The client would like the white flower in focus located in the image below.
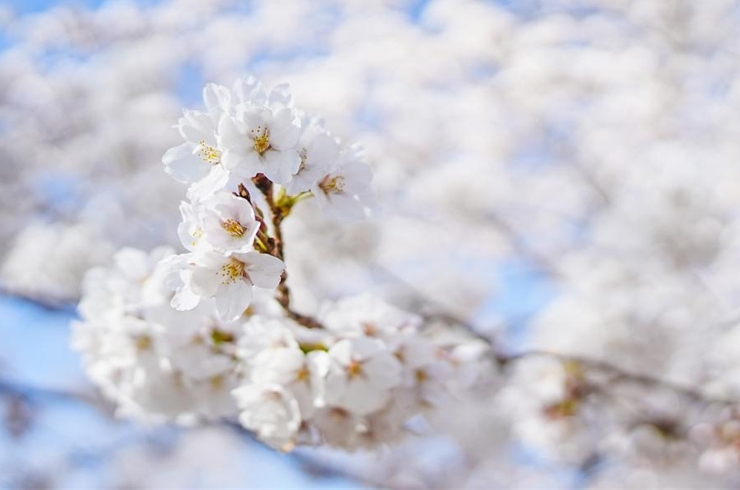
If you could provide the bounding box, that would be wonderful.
[184,251,285,320]
[233,383,302,451]
[325,337,402,415]
[162,108,225,185]
[201,192,260,253]
[218,104,301,185]
[286,124,339,194]
[312,146,373,222]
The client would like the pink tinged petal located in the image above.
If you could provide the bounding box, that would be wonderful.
[163,143,209,184]
[243,252,285,289]
[215,278,253,321]
[363,354,403,389]
[269,109,301,150]
[263,150,301,185]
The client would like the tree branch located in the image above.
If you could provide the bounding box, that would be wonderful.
[250,176,323,329]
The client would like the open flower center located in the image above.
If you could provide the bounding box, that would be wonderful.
[197,140,221,165]
[319,175,345,194]
[296,366,310,382]
[220,258,246,284]
[134,334,152,352]
[251,125,271,155]
[347,360,363,379]
[221,218,246,238]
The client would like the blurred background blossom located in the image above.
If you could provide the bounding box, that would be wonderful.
[3,0,740,488]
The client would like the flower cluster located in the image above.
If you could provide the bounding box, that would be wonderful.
[163,77,373,222]
[72,77,490,452]
[162,77,373,321]
[72,248,489,449]
[234,294,493,451]
[71,247,250,423]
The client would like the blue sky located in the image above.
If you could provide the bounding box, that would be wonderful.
[3,0,143,13]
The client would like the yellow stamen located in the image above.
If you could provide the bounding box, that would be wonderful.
[191,227,203,247]
[221,218,246,238]
[197,140,221,165]
[220,258,246,284]
[296,366,310,382]
[210,374,225,390]
[135,335,152,352]
[361,322,377,336]
[347,360,363,379]
[319,175,345,194]
[251,125,271,155]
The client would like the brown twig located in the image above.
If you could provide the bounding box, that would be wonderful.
[249,175,323,329]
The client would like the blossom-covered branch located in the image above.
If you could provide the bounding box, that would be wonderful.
[72,78,490,453]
